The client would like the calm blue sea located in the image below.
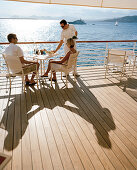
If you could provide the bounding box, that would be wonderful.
[0,19,137,66]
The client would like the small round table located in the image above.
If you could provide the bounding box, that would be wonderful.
[34,53,58,75]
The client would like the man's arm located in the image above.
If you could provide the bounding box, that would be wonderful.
[17,46,37,65]
[19,56,37,65]
[53,40,63,53]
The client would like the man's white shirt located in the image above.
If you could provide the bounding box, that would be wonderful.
[61,24,77,54]
[4,43,24,73]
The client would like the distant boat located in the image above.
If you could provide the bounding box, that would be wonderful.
[115,21,118,26]
[68,19,86,25]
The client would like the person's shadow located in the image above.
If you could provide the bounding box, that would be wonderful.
[67,76,116,148]
[0,87,39,151]
[0,77,115,151]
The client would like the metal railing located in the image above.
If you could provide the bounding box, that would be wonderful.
[0,40,137,73]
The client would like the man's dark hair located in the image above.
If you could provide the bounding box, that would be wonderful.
[7,33,16,42]
[60,19,67,25]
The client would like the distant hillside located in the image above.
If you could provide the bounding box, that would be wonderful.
[0,16,77,21]
[104,15,137,23]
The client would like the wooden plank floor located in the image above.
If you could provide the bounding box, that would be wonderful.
[0,67,137,170]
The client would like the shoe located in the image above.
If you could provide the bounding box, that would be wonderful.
[25,81,30,86]
[63,75,69,77]
[29,82,37,86]
[49,78,57,82]
[73,74,80,77]
[41,75,48,77]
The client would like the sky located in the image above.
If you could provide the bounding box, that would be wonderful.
[0,0,137,20]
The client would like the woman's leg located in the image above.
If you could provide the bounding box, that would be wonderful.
[42,59,53,76]
[25,75,29,82]
[53,72,56,80]
[30,62,40,84]
[42,60,57,80]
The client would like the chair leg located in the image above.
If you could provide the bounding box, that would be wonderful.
[51,71,53,86]
[9,76,12,89]
[132,63,135,76]
[120,67,124,81]
[22,75,25,92]
[74,72,76,82]
[66,73,68,88]
[23,78,25,92]
[61,72,62,80]
[6,77,8,92]
[120,73,122,81]
[40,60,42,75]
[36,71,39,88]
[105,66,108,78]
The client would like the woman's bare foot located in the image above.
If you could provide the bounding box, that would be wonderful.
[27,79,36,85]
[49,77,57,82]
[30,79,36,84]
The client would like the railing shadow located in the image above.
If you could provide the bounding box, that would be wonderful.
[0,76,116,151]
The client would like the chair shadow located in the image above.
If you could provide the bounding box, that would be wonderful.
[0,77,116,151]
[118,77,137,102]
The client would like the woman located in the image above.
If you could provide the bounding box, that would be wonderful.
[41,38,77,81]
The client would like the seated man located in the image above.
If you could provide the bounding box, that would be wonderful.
[41,38,76,81]
[5,33,39,85]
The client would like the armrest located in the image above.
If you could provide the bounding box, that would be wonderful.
[22,63,36,68]
[51,63,67,66]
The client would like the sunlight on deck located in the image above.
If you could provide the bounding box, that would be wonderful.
[0,67,137,170]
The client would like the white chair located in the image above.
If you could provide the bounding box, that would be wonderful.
[50,51,79,88]
[132,54,137,76]
[126,50,135,70]
[2,53,39,92]
[105,49,127,79]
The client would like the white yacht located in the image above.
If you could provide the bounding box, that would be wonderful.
[115,21,118,26]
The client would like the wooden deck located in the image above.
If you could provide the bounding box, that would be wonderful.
[0,66,137,170]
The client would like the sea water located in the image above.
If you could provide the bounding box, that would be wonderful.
[0,19,137,66]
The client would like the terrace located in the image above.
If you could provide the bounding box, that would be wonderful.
[0,40,137,170]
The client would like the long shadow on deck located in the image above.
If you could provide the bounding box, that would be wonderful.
[67,77,116,149]
[0,77,116,151]
[120,77,137,102]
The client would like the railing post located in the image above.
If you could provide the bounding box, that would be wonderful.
[33,42,36,54]
[133,42,136,52]
[105,42,108,56]
[104,42,108,66]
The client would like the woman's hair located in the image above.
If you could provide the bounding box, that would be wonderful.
[67,38,75,48]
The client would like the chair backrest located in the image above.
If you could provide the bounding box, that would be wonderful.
[126,50,135,62]
[67,51,79,70]
[126,50,135,56]
[2,53,23,74]
[108,49,126,64]
[2,54,11,75]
